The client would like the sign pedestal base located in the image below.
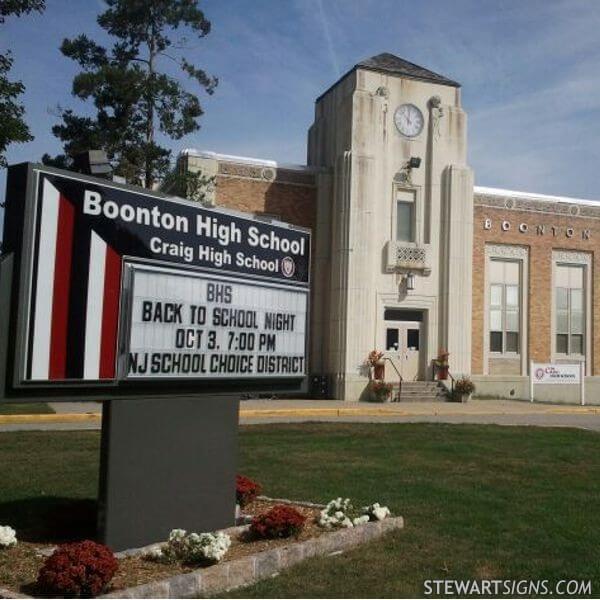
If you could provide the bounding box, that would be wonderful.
[98,396,239,551]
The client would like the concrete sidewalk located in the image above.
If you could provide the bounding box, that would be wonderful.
[0,398,599,431]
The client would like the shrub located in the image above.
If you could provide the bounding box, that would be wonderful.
[318,498,391,529]
[318,497,363,528]
[236,474,262,508]
[454,376,476,395]
[0,525,16,548]
[250,505,306,539]
[369,380,393,402]
[362,502,391,521]
[37,540,118,598]
[148,529,231,565]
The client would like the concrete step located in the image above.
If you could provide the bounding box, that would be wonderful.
[389,381,449,402]
[399,385,442,390]
[394,381,441,386]
[397,392,447,397]
[396,394,448,402]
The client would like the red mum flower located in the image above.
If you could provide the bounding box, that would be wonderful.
[37,540,118,597]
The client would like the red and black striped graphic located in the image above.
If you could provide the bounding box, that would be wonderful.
[27,176,123,381]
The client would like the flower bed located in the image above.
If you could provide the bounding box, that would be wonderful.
[236,475,262,508]
[0,492,399,599]
[0,499,323,597]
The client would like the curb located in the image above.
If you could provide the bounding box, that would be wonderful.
[0,413,101,424]
[2,405,600,425]
[239,407,600,418]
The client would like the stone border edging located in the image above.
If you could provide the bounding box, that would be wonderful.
[0,516,404,599]
[0,588,29,599]
[99,516,404,599]
[256,495,326,509]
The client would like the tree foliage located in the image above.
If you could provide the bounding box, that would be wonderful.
[162,166,215,204]
[0,0,45,167]
[45,0,217,188]
[0,0,44,23]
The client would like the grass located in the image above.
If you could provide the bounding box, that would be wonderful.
[0,424,599,597]
[0,402,54,415]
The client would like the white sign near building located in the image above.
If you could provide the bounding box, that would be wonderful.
[532,363,581,384]
[124,264,308,379]
[530,361,585,405]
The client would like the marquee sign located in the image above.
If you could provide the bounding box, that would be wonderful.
[0,164,310,397]
[124,265,307,379]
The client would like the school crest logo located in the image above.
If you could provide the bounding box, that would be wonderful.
[281,256,295,278]
[535,368,545,380]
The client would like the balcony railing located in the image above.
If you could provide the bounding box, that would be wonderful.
[386,240,431,274]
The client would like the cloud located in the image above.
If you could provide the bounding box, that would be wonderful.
[314,0,341,78]
[3,0,600,201]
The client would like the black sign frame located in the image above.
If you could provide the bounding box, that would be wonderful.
[0,163,311,401]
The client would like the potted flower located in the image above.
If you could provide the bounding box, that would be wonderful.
[367,350,385,380]
[433,349,449,380]
[453,377,475,402]
[370,380,393,402]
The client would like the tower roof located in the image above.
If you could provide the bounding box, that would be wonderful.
[316,52,460,102]
[356,53,460,88]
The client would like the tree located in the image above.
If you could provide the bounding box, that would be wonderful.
[162,166,215,204]
[45,0,217,189]
[0,0,45,167]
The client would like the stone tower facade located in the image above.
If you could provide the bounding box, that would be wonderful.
[307,54,474,400]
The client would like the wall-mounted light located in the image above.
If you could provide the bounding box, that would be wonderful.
[73,150,112,178]
[405,272,416,291]
[408,157,421,170]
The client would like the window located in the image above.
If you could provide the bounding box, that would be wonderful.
[384,309,423,321]
[555,265,585,356]
[396,189,415,242]
[407,328,419,350]
[386,329,399,351]
[489,260,520,354]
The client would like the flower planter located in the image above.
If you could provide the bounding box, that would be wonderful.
[373,360,385,380]
[436,365,449,380]
[373,392,391,403]
[455,392,471,403]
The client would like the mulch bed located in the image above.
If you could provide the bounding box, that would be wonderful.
[0,499,323,597]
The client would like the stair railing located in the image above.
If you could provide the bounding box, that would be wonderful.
[383,357,403,402]
[432,362,455,400]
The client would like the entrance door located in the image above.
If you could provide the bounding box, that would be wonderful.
[384,321,421,381]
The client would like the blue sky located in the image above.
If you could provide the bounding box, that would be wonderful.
[3,0,600,204]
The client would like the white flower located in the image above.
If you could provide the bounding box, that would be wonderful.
[360,502,391,522]
[168,528,187,542]
[372,506,391,521]
[341,517,354,528]
[146,546,164,560]
[0,526,16,548]
[352,515,370,526]
[185,531,231,564]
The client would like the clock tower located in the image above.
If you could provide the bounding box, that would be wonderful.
[307,53,474,400]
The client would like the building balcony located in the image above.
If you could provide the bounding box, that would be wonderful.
[385,240,432,275]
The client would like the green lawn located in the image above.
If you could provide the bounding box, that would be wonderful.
[0,402,54,414]
[0,424,599,597]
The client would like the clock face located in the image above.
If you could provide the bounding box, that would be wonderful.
[394,103,424,138]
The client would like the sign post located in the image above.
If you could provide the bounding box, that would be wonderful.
[530,361,585,406]
[1,163,311,550]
